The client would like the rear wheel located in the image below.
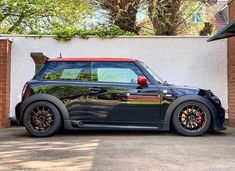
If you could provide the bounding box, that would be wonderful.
[172,101,211,136]
[23,101,61,137]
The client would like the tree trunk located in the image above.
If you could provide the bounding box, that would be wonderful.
[148,0,182,35]
[100,0,141,34]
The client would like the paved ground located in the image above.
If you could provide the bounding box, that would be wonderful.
[0,127,235,171]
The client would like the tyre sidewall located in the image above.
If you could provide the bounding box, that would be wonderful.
[172,101,211,136]
[23,101,61,137]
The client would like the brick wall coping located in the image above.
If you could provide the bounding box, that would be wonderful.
[0,38,12,42]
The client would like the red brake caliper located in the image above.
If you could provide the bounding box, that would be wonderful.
[197,112,203,127]
[31,116,37,124]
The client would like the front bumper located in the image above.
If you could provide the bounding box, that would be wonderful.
[214,106,226,131]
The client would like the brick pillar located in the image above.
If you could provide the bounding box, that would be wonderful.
[228,0,235,126]
[0,39,11,128]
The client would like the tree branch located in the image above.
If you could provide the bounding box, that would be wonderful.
[7,15,24,33]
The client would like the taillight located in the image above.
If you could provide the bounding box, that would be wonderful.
[21,82,31,101]
[22,83,27,97]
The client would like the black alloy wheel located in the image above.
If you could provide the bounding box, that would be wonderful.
[23,101,62,137]
[172,101,211,136]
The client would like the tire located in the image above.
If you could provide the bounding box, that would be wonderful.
[172,101,211,136]
[23,101,62,137]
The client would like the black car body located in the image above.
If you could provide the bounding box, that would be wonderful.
[15,57,226,137]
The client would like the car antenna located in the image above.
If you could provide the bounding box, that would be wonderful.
[59,53,62,58]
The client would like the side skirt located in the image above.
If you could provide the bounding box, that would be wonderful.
[64,120,170,131]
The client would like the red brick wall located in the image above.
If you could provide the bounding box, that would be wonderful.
[228,0,235,126]
[214,12,227,31]
[0,39,11,128]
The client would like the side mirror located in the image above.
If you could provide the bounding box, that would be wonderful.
[137,76,148,87]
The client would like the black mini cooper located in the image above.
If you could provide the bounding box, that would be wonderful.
[15,57,226,137]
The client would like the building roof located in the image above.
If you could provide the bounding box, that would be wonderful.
[48,57,138,62]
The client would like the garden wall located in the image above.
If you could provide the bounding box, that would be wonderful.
[0,35,227,118]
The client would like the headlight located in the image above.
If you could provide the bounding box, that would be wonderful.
[205,90,221,106]
[211,96,221,106]
[205,90,214,98]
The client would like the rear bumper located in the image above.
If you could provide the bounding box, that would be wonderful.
[15,102,22,125]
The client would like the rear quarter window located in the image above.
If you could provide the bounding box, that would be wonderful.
[40,62,90,81]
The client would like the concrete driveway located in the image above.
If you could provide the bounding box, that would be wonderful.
[0,127,235,171]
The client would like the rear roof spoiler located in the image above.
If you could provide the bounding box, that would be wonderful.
[30,52,49,64]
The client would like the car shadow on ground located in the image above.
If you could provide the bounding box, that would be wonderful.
[11,129,178,139]
[58,129,177,136]
[8,126,230,138]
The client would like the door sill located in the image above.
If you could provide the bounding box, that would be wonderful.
[71,120,159,130]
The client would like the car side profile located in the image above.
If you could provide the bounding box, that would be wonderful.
[15,57,226,137]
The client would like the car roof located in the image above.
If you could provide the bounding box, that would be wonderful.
[48,57,139,62]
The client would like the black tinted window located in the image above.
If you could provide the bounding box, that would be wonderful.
[41,62,90,81]
[91,62,144,83]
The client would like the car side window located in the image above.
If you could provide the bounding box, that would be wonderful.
[41,62,90,81]
[91,62,144,83]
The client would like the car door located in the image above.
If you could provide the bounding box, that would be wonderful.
[84,61,162,125]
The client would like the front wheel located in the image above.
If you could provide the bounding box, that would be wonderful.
[23,101,62,137]
[172,101,211,136]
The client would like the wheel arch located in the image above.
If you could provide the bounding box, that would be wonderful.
[19,94,70,126]
[164,95,220,130]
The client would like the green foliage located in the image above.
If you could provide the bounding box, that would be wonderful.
[53,26,136,41]
[199,22,214,36]
[0,0,93,34]
[0,0,219,38]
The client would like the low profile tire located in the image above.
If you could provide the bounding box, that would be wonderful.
[172,101,211,136]
[23,101,62,137]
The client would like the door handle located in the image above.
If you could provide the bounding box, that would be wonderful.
[89,87,103,93]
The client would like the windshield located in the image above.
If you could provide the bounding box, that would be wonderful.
[139,62,164,84]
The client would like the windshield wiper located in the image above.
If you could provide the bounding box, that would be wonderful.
[163,80,169,85]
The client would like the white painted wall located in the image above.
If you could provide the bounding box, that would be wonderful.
[0,35,227,117]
